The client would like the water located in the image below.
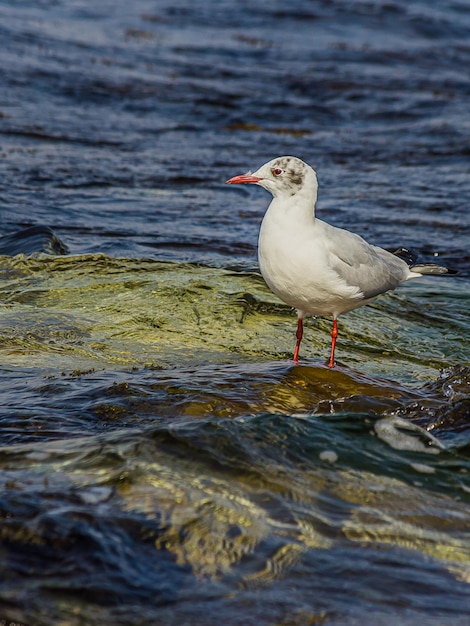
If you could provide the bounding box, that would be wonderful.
[0,1,469,624]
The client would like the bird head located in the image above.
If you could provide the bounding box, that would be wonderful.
[226,156,317,199]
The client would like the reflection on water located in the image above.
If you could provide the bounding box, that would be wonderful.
[1,411,470,625]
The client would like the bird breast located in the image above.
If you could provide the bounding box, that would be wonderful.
[258,213,364,317]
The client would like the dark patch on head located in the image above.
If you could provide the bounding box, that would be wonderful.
[272,157,306,195]
[289,170,304,186]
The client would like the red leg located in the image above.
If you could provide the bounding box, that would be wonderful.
[327,318,338,368]
[293,317,303,363]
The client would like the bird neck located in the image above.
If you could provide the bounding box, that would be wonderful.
[269,185,317,228]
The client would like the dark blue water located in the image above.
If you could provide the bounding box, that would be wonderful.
[0,1,469,625]
[1,0,468,269]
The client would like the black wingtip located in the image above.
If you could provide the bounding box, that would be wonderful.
[392,247,418,267]
[392,247,458,275]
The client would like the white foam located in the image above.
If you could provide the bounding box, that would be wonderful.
[410,462,436,474]
[319,450,338,463]
[374,416,445,455]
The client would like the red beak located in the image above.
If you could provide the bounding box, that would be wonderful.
[225,174,262,185]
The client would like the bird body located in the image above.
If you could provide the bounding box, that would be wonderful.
[259,209,413,318]
[226,156,455,367]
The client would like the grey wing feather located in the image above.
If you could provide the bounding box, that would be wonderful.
[322,223,410,299]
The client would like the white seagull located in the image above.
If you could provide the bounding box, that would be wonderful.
[226,156,456,368]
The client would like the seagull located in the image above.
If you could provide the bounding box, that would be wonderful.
[226,156,456,368]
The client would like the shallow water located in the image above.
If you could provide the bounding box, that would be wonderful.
[0,1,470,625]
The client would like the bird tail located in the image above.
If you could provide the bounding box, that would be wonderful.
[410,264,458,276]
[392,247,458,276]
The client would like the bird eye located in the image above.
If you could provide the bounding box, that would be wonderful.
[273,168,283,177]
